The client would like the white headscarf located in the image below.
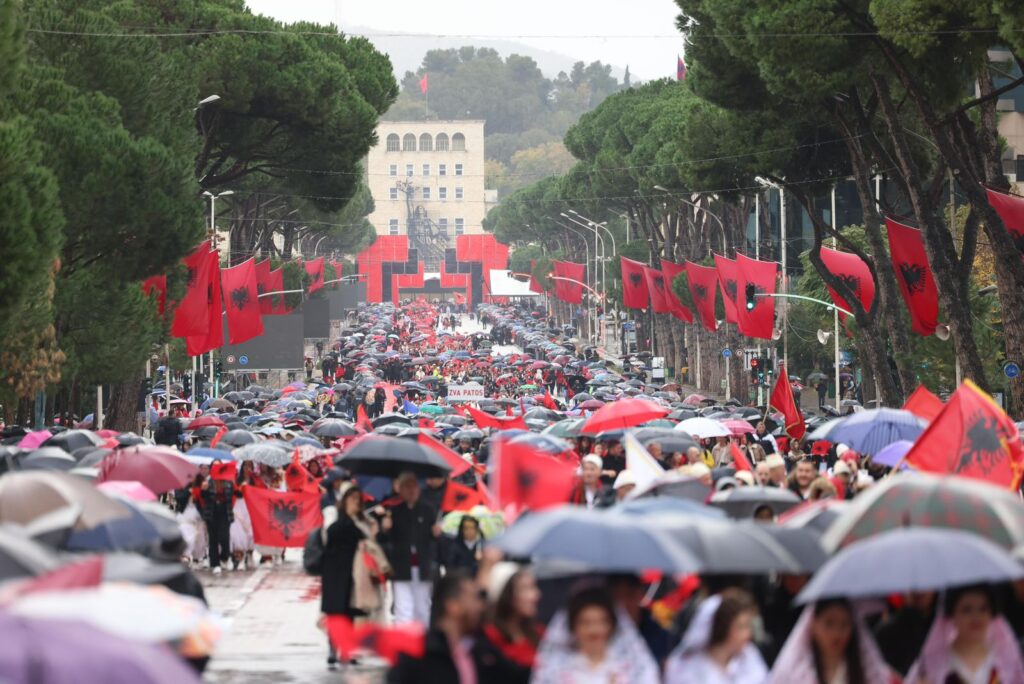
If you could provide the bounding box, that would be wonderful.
[664,594,768,684]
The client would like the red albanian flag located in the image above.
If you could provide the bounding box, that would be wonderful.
[327,615,425,666]
[904,380,1024,490]
[417,433,471,477]
[684,261,719,332]
[660,260,694,323]
[210,461,237,482]
[735,254,777,340]
[820,247,875,321]
[441,480,484,512]
[985,188,1024,253]
[729,442,753,473]
[255,259,274,315]
[268,267,288,315]
[620,257,650,310]
[171,241,212,337]
[285,451,319,493]
[185,250,223,356]
[242,486,322,547]
[494,441,576,516]
[528,259,544,294]
[643,266,672,314]
[903,384,944,422]
[221,257,264,345]
[465,406,528,431]
[419,73,429,94]
[713,254,740,324]
[885,218,939,336]
[553,260,585,304]
[305,256,325,294]
[142,275,167,317]
[768,365,806,440]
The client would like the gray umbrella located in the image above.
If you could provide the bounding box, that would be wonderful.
[751,523,829,572]
[22,447,78,472]
[232,442,292,467]
[797,528,1024,604]
[41,429,105,454]
[494,506,700,574]
[0,526,61,581]
[220,429,258,447]
[631,472,712,503]
[310,419,357,438]
[651,516,803,574]
[709,486,802,518]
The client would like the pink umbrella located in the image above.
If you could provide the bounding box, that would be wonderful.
[95,429,120,439]
[96,480,157,502]
[721,419,756,435]
[98,446,198,494]
[18,431,52,450]
[682,394,708,406]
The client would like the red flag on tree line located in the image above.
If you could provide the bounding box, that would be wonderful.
[903,385,944,422]
[768,366,806,440]
[735,254,777,340]
[242,486,322,547]
[904,380,1024,490]
[305,256,325,294]
[185,250,223,356]
[221,258,264,345]
[713,254,740,324]
[619,257,649,310]
[142,275,167,317]
[552,260,585,304]
[684,261,719,332]
[419,73,429,94]
[528,259,544,294]
[171,241,213,338]
[984,188,1024,253]
[417,433,471,477]
[255,259,274,315]
[819,247,875,321]
[493,440,576,517]
[643,266,672,314]
[660,259,694,323]
[441,480,484,512]
[885,218,939,336]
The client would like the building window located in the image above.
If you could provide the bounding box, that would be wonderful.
[452,133,466,151]
[406,164,414,176]
[388,164,397,177]
[439,187,447,201]
[438,218,448,234]
[386,134,400,152]
[455,163,463,176]
[455,187,464,200]
[402,133,417,152]
[422,163,430,176]
[436,133,449,151]
[455,218,465,235]
[422,187,431,200]
[389,187,399,200]
[439,163,447,176]
[388,219,399,235]
[419,133,433,151]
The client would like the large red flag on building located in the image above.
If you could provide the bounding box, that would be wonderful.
[735,254,777,340]
[552,261,585,304]
[171,241,212,337]
[885,218,939,336]
[142,275,167,317]
[819,247,875,321]
[684,261,719,331]
[185,250,223,356]
[904,380,1024,490]
[903,384,944,422]
[768,366,806,439]
[620,257,649,310]
[255,259,274,315]
[242,486,323,547]
[494,441,576,516]
[221,258,264,345]
[643,266,672,314]
[713,254,740,324]
[660,260,694,323]
[417,433,472,477]
[985,188,1024,253]
[305,256,325,294]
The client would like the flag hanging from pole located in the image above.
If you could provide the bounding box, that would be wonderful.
[885,218,939,336]
[768,366,806,439]
[221,257,264,345]
[677,56,687,81]
[419,73,429,94]
[620,257,650,310]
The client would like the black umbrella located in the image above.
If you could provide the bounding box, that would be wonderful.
[220,429,259,447]
[335,435,451,478]
[709,486,802,518]
[629,428,698,455]
[311,420,357,438]
[372,413,413,428]
[22,447,78,472]
[115,433,148,447]
[41,430,104,454]
[632,473,712,503]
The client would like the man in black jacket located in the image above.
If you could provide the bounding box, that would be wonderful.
[387,571,484,684]
[379,472,441,624]
[201,476,234,575]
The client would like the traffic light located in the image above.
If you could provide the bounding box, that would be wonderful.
[182,374,192,398]
[745,283,756,311]
[762,356,773,379]
[750,357,761,386]
[215,360,224,377]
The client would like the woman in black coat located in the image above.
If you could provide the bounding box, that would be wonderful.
[444,515,484,575]
[321,482,370,668]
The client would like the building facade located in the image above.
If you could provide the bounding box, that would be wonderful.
[366,120,488,270]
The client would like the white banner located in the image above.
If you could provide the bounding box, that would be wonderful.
[447,382,486,402]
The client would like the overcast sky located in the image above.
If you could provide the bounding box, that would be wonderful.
[245,0,684,81]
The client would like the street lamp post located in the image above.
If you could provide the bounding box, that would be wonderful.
[755,178,788,373]
[562,212,605,345]
[553,219,594,342]
[568,210,617,346]
[202,190,234,249]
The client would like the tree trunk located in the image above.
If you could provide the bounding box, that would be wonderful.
[106,373,144,433]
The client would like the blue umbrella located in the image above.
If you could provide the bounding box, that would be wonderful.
[797,528,1024,604]
[871,439,914,468]
[810,408,925,454]
[494,506,700,573]
[65,506,162,552]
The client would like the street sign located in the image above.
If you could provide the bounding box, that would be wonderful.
[447,382,486,402]
[226,355,236,364]
[1004,362,1020,379]
[651,356,665,381]
[722,348,733,359]
[238,355,249,366]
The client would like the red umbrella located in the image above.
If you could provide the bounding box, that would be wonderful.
[581,398,669,434]
[188,415,225,430]
[98,446,199,494]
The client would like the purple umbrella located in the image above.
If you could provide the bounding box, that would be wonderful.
[871,439,914,468]
[0,613,201,684]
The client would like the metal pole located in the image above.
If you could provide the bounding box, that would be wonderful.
[755,193,762,406]
[191,355,197,417]
[780,187,788,371]
[831,187,841,411]
[209,350,215,397]
[164,343,171,416]
[96,385,103,430]
[209,194,216,248]
[949,168,962,386]
[725,352,731,401]
[695,331,702,390]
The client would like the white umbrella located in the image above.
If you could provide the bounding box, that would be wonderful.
[674,417,732,439]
